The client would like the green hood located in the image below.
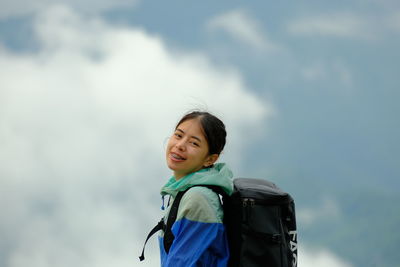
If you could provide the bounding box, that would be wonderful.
[161,163,234,197]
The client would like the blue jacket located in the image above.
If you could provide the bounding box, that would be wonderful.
[159,163,234,267]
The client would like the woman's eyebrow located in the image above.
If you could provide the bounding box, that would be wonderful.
[176,128,202,142]
[191,135,202,142]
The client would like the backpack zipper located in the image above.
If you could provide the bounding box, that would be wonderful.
[243,198,255,222]
[243,198,255,207]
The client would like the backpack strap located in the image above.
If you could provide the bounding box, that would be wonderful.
[139,218,165,261]
[139,185,226,261]
[163,185,226,253]
[163,190,186,253]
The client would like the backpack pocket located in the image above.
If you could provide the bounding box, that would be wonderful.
[240,202,286,267]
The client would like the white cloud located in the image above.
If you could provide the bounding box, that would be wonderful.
[299,245,354,267]
[206,9,278,51]
[301,61,328,82]
[0,5,272,267]
[0,0,138,19]
[287,13,375,39]
[297,196,342,226]
[300,60,354,89]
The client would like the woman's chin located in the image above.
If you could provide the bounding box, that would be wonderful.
[166,160,180,172]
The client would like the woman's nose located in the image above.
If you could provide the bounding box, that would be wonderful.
[175,139,186,151]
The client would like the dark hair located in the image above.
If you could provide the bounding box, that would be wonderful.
[175,111,226,155]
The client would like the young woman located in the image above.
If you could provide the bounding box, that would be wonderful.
[159,111,233,266]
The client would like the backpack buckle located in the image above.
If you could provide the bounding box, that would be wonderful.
[271,234,282,244]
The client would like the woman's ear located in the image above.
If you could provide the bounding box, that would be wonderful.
[204,154,219,167]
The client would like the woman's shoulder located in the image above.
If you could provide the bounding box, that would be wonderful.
[177,186,223,223]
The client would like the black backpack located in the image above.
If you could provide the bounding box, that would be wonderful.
[140,178,298,267]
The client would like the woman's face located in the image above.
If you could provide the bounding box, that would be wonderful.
[166,119,218,180]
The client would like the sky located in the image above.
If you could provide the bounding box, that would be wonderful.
[1,1,399,267]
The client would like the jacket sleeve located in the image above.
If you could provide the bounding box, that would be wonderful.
[160,188,229,267]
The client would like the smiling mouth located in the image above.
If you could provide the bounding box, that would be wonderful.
[170,152,186,161]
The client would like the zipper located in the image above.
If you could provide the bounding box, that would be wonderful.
[243,198,255,207]
[243,198,255,222]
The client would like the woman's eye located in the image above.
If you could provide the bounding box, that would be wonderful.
[174,133,182,138]
[191,141,199,147]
